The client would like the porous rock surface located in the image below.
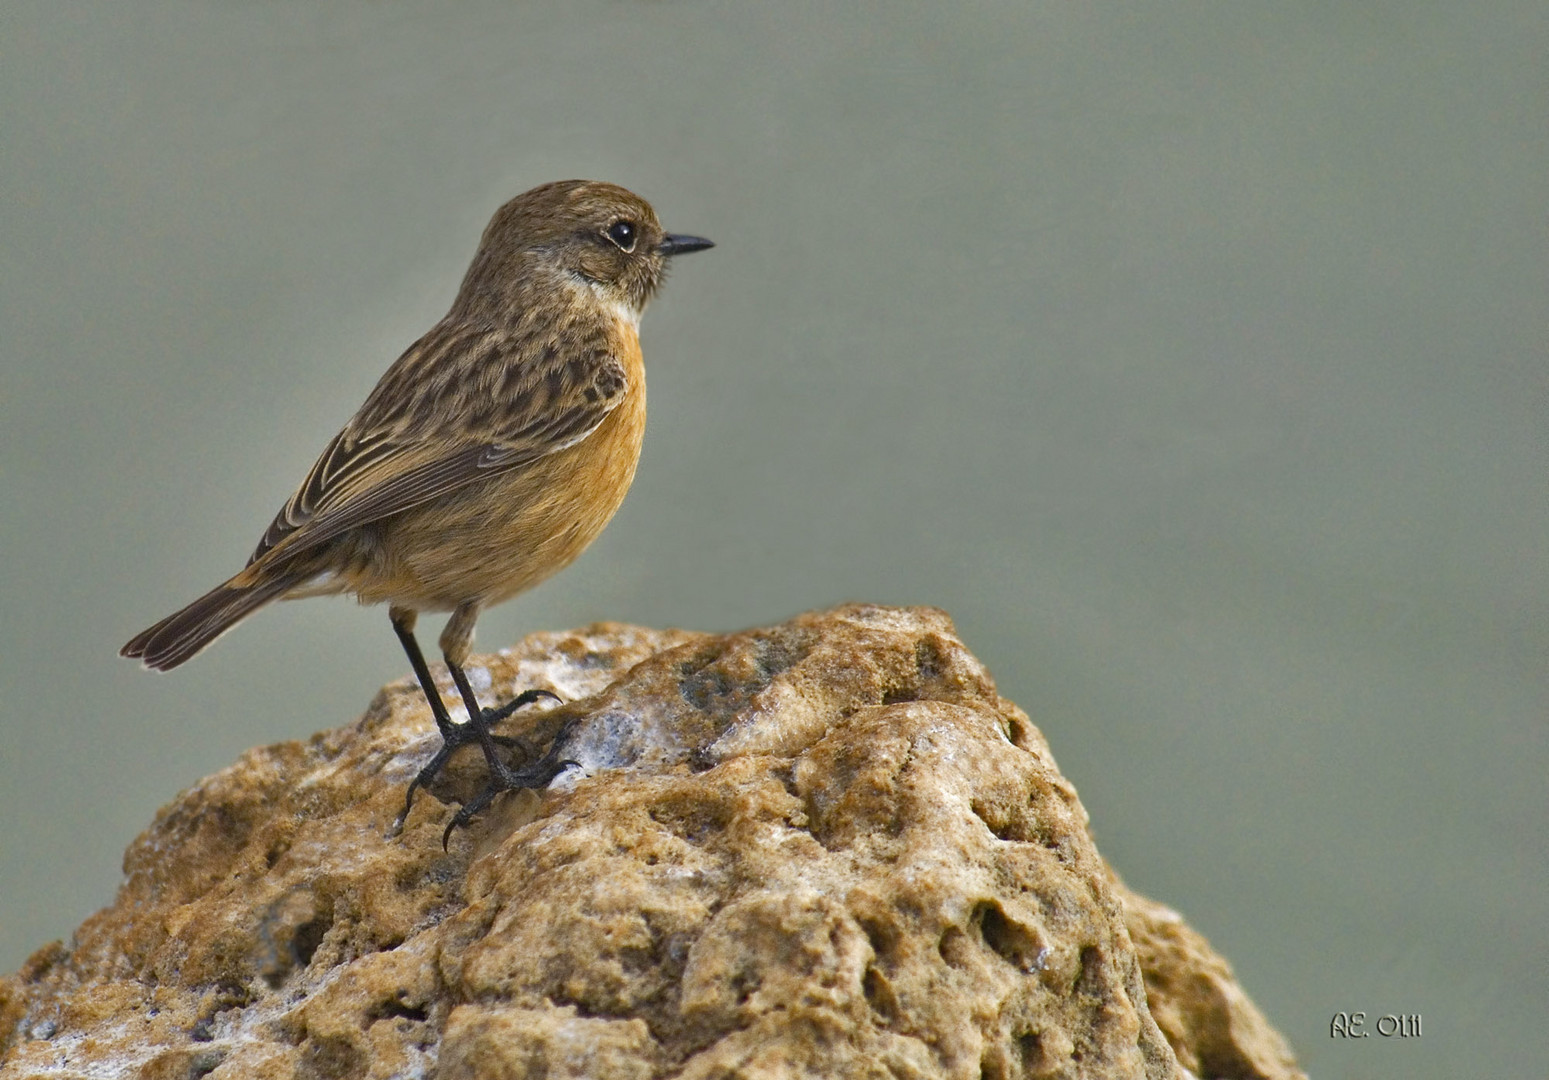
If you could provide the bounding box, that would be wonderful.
[0,605,1304,1080]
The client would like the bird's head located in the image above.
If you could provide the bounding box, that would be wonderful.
[454,180,713,323]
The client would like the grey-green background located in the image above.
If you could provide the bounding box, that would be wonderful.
[3,3,1545,1077]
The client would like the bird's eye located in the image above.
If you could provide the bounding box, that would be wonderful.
[605,220,637,252]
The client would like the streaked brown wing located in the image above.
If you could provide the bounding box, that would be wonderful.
[249,426,394,562]
[249,322,628,568]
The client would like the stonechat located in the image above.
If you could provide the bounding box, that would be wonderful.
[122,179,713,839]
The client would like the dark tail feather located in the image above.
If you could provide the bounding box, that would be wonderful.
[122,570,304,671]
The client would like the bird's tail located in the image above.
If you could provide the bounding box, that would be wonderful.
[121,568,306,671]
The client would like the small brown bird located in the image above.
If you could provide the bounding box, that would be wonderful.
[122,179,712,838]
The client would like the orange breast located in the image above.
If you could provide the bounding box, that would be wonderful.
[350,317,649,612]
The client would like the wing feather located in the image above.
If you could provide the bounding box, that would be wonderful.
[249,321,628,568]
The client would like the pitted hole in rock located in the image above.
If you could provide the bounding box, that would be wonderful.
[367,993,429,1026]
[264,833,294,870]
[730,966,761,1008]
[915,635,945,681]
[970,797,1022,843]
[883,636,952,705]
[204,977,255,1019]
[291,913,332,970]
[1074,944,1104,996]
[1017,1031,1045,1072]
[189,1047,228,1079]
[258,888,335,988]
[1006,715,1037,751]
[975,901,1046,974]
[857,915,896,962]
[938,924,972,969]
[861,965,900,1026]
[972,794,1072,862]
[774,761,800,801]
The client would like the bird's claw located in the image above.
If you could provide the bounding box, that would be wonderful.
[441,741,582,849]
[393,686,560,835]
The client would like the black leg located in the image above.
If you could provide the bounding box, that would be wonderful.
[447,665,563,771]
[390,613,468,834]
[388,611,563,838]
[440,661,574,847]
[392,613,456,736]
[439,716,583,848]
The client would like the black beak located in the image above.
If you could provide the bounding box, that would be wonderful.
[659,234,715,257]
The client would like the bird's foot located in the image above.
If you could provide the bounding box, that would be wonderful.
[483,687,562,725]
[390,687,561,836]
[442,720,581,848]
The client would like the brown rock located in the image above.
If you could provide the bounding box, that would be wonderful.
[1122,891,1303,1080]
[0,605,1305,1079]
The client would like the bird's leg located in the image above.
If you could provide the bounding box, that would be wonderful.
[437,601,575,846]
[438,696,580,848]
[390,606,470,833]
[391,606,455,737]
[388,604,560,835]
[438,601,559,743]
